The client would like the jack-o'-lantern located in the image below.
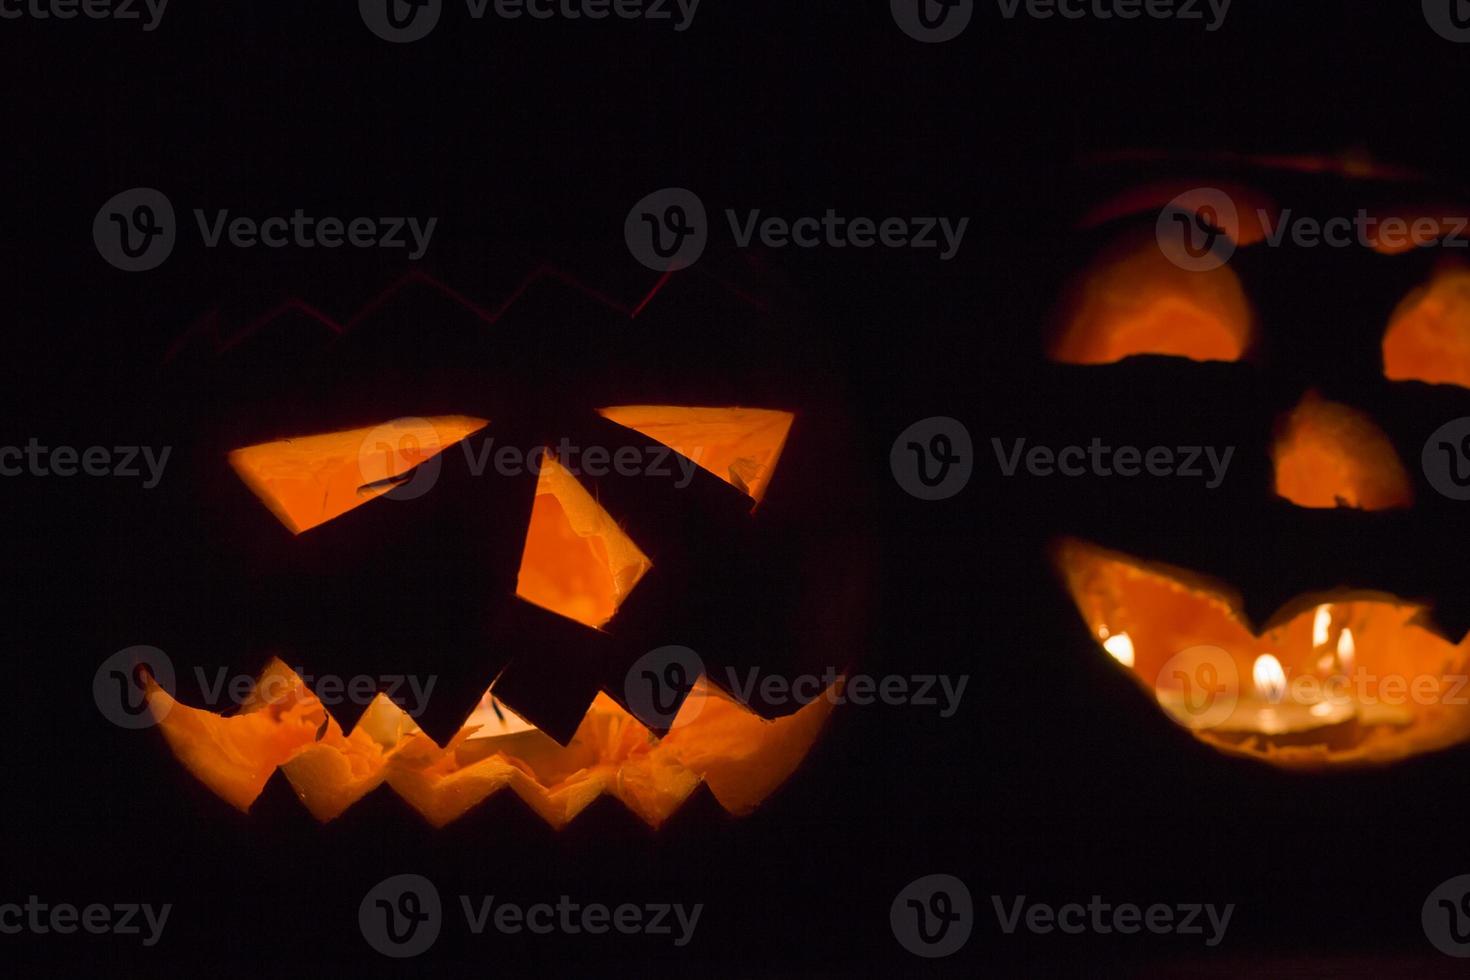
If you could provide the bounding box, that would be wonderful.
[115,264,870,826]
[1046,152,1470,768]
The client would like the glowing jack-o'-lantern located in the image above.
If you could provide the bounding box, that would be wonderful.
[126,269,868,826]
[143,405,839,827]
[1047,155,1470,767]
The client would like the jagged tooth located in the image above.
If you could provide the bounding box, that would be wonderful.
[236,656,313,714]
[281,694,431,823]
[486,605,610,745]
[146,663,337,813]
[611,743,703,828]
[279,744,390,823]
[661,677,842,816]
[507,771,608,830]
[349,691,423,744]
[385,752,520,829]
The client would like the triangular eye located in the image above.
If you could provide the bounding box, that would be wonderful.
[229,416,489,534]
[515,455,652,629]
[597,405,795,504]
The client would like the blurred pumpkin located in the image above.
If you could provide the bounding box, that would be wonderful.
[1046,153,1470,768]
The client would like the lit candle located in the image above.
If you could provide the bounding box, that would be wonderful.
[1313,604,1332,650]
[1313,604,1336,673]
[1335,627,1355,678]
[1150,646,1358,746]
[1205,653,1357,744]
[1105,606,1420,749]
[1149,639,1413,748]
[1329,628,1414,729]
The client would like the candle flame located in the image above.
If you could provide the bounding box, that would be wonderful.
[1103,632,1135,668]
[1336,628,1356,676]
[1253,653,1288,704]
[1312,604,1332,648]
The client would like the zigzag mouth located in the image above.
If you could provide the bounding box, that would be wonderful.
[1054,536,1470,767]
[144,659,839,828]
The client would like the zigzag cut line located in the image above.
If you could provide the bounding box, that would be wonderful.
[144,659,838,829]
[166,263,770,363]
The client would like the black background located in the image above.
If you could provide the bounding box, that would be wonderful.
[8,0,1470,976]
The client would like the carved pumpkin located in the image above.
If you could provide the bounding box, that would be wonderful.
[118,265,869,826]
[1046,154,1470,768]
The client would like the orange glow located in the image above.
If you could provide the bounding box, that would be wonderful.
[1360,207,1470,255]
[515,455,651,628]
[144,661,838,828]
[1048,235,1253,365]
[598,406,794,504]
[230,416,489,534]
[1271,392,1412,510]
[1384,266,1470,389]
[1077,150,1423,182]
[1055,538,1470,767]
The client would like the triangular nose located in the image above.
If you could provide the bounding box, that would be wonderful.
[1271,391,1412,510]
